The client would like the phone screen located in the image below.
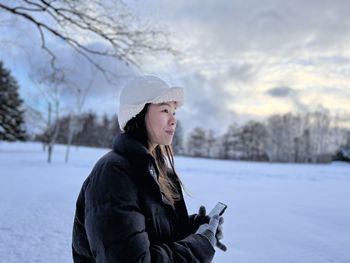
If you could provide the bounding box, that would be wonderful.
[208,202,227,217]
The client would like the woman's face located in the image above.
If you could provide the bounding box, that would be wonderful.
[145,101,177,149]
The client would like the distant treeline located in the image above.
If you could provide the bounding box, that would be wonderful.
[185,112,350,163]
[35,112,121,149]
[35,111,350,163]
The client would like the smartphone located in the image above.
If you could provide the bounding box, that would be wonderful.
[208,202,227,217]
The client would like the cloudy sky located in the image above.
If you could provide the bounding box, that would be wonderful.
[1,0,350,135]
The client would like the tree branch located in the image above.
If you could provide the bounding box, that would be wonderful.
[0,0,176,78]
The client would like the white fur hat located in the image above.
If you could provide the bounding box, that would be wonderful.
[118,75,185,131]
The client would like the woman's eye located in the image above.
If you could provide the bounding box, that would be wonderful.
[161,108,176,115]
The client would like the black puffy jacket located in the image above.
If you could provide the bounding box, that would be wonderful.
[72,133,215,262]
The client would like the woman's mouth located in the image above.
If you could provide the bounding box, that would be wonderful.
[165,130,174,136]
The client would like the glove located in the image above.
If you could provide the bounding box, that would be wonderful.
[191,205,210,232]
[215,216,227,251]
[196,214,227,252]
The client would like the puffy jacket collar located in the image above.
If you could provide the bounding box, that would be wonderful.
[112,133,154,171]
[112,133,174,208]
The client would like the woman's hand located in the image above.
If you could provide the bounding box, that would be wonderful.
[192,206,210,230]
[195,215,227,251]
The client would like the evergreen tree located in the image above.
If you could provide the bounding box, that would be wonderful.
[0,61,26,141]
[187,127,207,157]
[74,112,98,147]
[172,120,184,155]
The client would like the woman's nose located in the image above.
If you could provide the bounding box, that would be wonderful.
[169,114,176,125]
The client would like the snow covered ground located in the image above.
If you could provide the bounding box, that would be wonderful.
[0,141,349,263]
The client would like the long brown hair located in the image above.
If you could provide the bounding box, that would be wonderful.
[124,103,183,206]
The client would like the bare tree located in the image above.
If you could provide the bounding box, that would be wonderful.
[309,111,331,159]
[206,129,216,158]
[64,70,96,163]
[222,122,240,159]
[239,121,268,161]
[331,113,345,150]
[0,0,176,78]
[29,66,66,162]
[266,115,284,162]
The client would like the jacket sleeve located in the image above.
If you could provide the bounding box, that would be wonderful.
[84,162,215,263]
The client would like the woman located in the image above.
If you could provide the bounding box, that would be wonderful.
[72,76,226,262]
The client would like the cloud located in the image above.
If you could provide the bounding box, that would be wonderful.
[2,0,350,135]
[140,0,350,58]
[226,62,257,83]
[176,72,238,134]
[265,86,311,112]
[266,86,297,98]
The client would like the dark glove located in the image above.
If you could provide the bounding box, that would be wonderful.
[190,205,210,232]
[195,214,227,252]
